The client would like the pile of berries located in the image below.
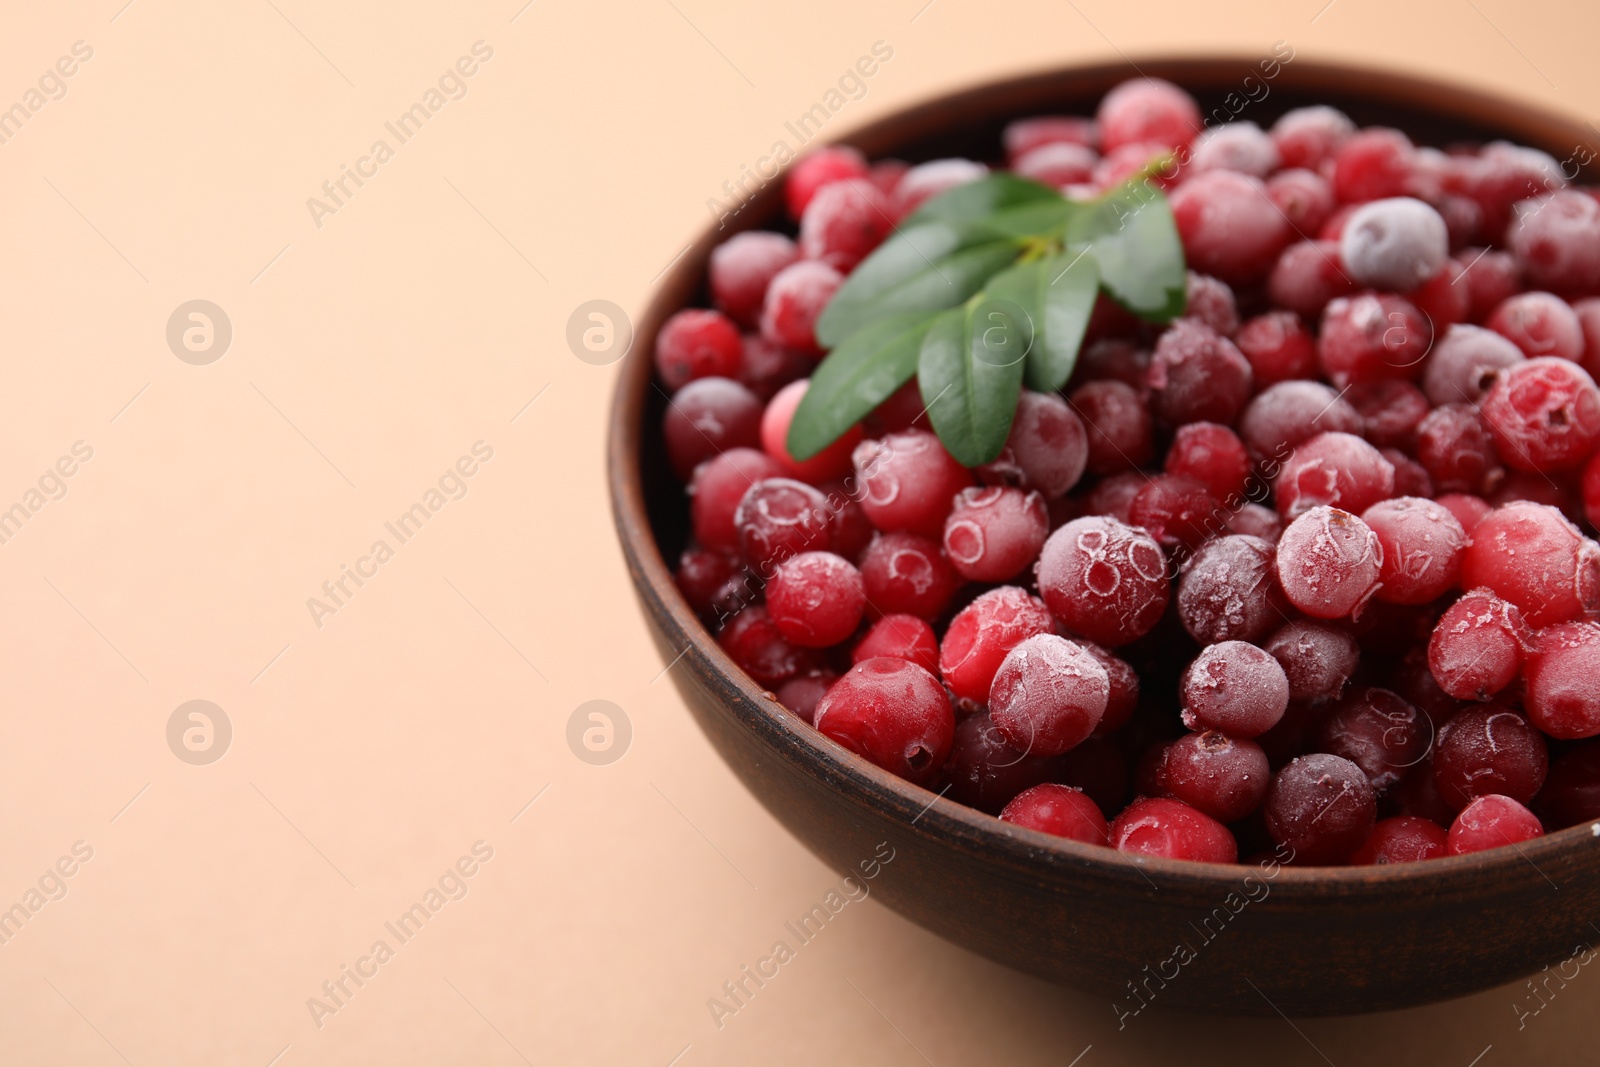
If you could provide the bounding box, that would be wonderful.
[661,77,1600,866]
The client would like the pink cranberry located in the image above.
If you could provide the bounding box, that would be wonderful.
[1267,168,1336,234]
[760,260,843,355]
[1427,589,1528,702]
[1180,640,1290,738]
[1037,515,1170,647]
[655,309,743,391]
[851,429,973,536]
[798,178,894,272]
[814,657,954,786]
[1013,141,1099,186]
[989,634,1110,756]
[785,145,868,219]
[1447,794,1544,855]
[1238,380,1362,460]
[1003,115,1099,162]
[1421,323,1525,406]
[759,379,862,484]
[1487,291,1585,361]
[1275,506,1383,620]
[892,158,988,219]
[1170,170,1294,284]
[943,486,1049,583]
[710,232,799,327]
[1524,621,1600,740]
[1185,272,1240,337]
[1097,77,1201,152]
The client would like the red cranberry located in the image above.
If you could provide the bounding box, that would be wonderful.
[852,429,973,536]
[938,586,1054,705]
[1350,816,1448,864]
[676,546,744,618]
[766,551,865,647]
[1457,247,1523,321]
[1235,311,1318,386]
[655,309,743,391]
[1071,337,1149,389]
[1275,506,1384,621]
[1480,357,1600,472]
[1539,743,1600,829]
[1181,640,1290,738]
[1339,197,1449,291]
[1488,292,1586,362]
[1427,588,1529,700]
[1421,324,1525,406]
[1318,292,1433,386]
[785,146,868,219]
[1463,141,1565,238]
[1360,496,1466,605]
[1314,687,1430,794]
[1433,705,1548,808]
[718,605,822,686]
[990,634,1110,756]
[1268,240,1358,318]
[1110,797,1237,863]
[664,377,764,481]
[1447,794,1544,855]
[1239,380,1363,460]
[948,712,1055,815]
[1575,297,1600,375]
[1003,115,1099,162]
[814,657,954,785]
[892,158,988,219]
[1097,77,1200,152]
[1271,105,1355,170]
[760,379,862,484]
[1275,432,1396,520]
[737,333,811,400]
[1264,621,1361,705]
[1435,493,1492,532]
[943,486,1049,583]
[1414,403,1502,496]
[868,159,909,197]
[1161,731,1271,823]
[1349,380,1429,450]
[1000,783,1109,844]
[1165,422,1250,502]
[1128,474,1222,551]
[857,532,960,621]
[1013,141,1099,186]
[735,478,834,571]
[1079,471,1146,524]
[1170,170,1294,284]
[1508,190,1600,296]
[1264,753,1377,864]
[759,260,843,355]
[798,178,894,272]
[710,232,799,327]
[1524,621,1600,740]
[774,669,837,726]
[1078,641,1139,737]
[852,613,940,675]
[1227,503,1283,541]
[1177,534,1282,645]
[1184,273,1240,336]
[691,447,786,552]
[1069,380,1155,474]
[868,378,931,434]
[1459,502,1600,627]
[1410,259,1472,327]
[1586,450,1600,528]
[977,391,1089,499]
[1147,319,1253,426]
[1331,127,1415,204]
[1267,168,1336,234]
[1037,516,1170,647]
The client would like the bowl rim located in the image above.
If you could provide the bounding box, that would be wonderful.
[609,54,1600,896]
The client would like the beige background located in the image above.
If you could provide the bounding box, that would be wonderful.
[0,0,1596,1063]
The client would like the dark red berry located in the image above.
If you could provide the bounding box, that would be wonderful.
[1147,319,1253,426]
[1414,403,1501,496]
[691,447,786,553]
[948,711,1056,815]
[799,178,894,272]
[975,391,1088,499]
[1318,292,1433,387]
[1433,704,1548,808]
[1069,379,1155,474]
[1177,534,1282,645]
[664,377,765,481]
[1314,687,1430,794]
[1181,640,1290,738]
[1265,620,1360,705]
[718,605,822,686]
[1350,816,1448,864]
[766,551,865,647]
[1264,753,1377,864]
[785,145,868,219]
[1038,515,1170,647]
[1161,731,1271,822]
[857,532,960,621]
[1427,589,1529,700]
[710,232,799,327]
[735,477,834,571]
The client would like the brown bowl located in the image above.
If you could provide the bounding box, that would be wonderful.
[609,57,1600,1016]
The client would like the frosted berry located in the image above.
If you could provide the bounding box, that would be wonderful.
[1164,422,1250,502]
[1447,794,1544,855]
[1097,77,1200,152]
[1128,474,1222,551]
[1109,797,1237,863]
[1350,816,1448,864]
[1037,516,1170,647]
[852,429,973,536]
[766,551,865,648]
[1170,170,1294,284]
[1000,783,1109,844]
[1414,403,1501,496]
[814,657,954,785]
[1318,292,1432,386]
[1236,311,1318,386]
[1267,168,1336,234]
[655,309,743,391]
[1161,731,1271,823]
[1264,620,1360,705]
[1079,641,1139,737]
[1315,687,1429,794]
[1331,127,1415,204]
[718,605,822,686]
[1275,431,1396,520]
[1360,496,1466,605]
[1148,319,1253,426]
[857,532,960,621]
[1188,121,1278,176]
[1080,471,1145,525]
[1508,190,1600,296]
[1487,291,1585,362]
[943,486,1049,582]
[1177,534,1282,645]
[1003,115,1099,162]
[1460,502,1600,627]
[1238,380,1362,460]
[1184,273,1240,337]
[1275,506,1383,620]
[799,178,894,272]
[892,158,988,219]
[760,260,843,355]
[1264,753,1377,864]
[737,333,811,400]
[1013,141,1099,186]
[664,377,765,481]
[1069,380,1155,474]
[1339,197,1449,292]
[710,232,799,327]
[1271,105,1355,170]
[734,478,834,571]
[1410,259,1472,327]
[1480,357,1600,472]
[938,586,1054,705]
[1458,247,1524,321]
[1181,640,1290,738]
[1226,503,1282,541]
[1523,621,1600,740]
[1435,493,1492,533]
[1349,380,1429,450]
[1433,705,1548,808]
[947,712,1055,815]
[1268,240,1358,318]
[976,391,1089,499]
[1427,589,1528,700]
[760,379,862,483]
[1421,324,1525,406]
[691,447,786,552]
[852,613,940,675]
[989,634,1110,756]
[785,145,868,219]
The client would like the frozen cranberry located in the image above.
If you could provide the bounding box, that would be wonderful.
[1170,170,1294,284]
[1147,319,1253,426]
[1427,588,1528,700]
[868,159,909,197]
[1001,783,1110,844]
[1414,403,1502,496]
[718,605,822,686]
[1071,337,1149,388]
[852,429,973,536]
[1235,311,1318,387]
[1480,357,1600,472]
[820,484,874,560]
[1487,292,1585,362]
[1268,240,1358,318]
[1435,493,1492,533]
[1265,621,1360,705]
[1457,248,1523,321]
[710,232,799,327]
[1227,503,1283,541]
[1176,535,1282,645]
[1540,743,1600,829]
[760,260,843,355]
[858,532,960,621]
[1421,324,1525,406]
[1075,641,1139,738]
[1276,506,1383,620]
[1097,77,1200,152]
[1360,496,1466,605]
[1575,297,1600,376]
[691,447,786,552]
[1271,105,1354,170]
[655,309,743,391]
[1433,705,1548,808]
[1488,470,1582,520]
[1382,433,1445,495]
[814,657,954,785]
[948,712,1056,815]
[774,669,837,726]
[851,613,940,676]
[939,586,1054,705]
[976,392,1088,499]
[1267,168,1336,234]
[1242,383,1364,466]
[1128,474,1222,551]
[767,551,865,647]
[868,379,931,434]
[760,379,862,484]
[1013,141,1099,186]
[1069,379,1155,473]
[663,377,764,481]
[734,478,833,571]
[892,158,988,219]
[1410,259,1472,327]
[1110,797,1237,863]
[1351,816,1448,864]
[737,333,811,400]
[799,178,893,272]
[1464,141,1566,237]
[1314,687,1429,794]
[785,145,868,219]
[1181,640,1290,738]
[1508,190,1600,296]
[1264,754,1377,864]
[1332,127,1415,204]
[1318,292,1433,386]
[1079,471,1146,524]
[943,486,1049,583]
[1524,621,1600,739]
[1348,381,1428,451]
[1276,432,1396,520]
[1338,197,1449,292]
[1093,141,1179,190]
[1038,516,1170,647]
[1447,794,1544,855]
[1161,731,1271,823]
[1004,115,1099,162]
[1187,121,1278,176]
[1460,502,1600,627]
[1185,273,1240,336]
[989,634,1110,756]
[1164,423,1250,503]
[1586,450,1600,529]
[676,546,744,617]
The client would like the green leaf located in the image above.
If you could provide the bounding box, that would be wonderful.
[917,298,1030,467]
[985,251,1101,393]
[815,224,1022,349]
[1068,178,1187,322]
[786,311,939,460]
[904,173,1063,225]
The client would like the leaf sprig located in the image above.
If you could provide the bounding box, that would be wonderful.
[787,172,1188,468]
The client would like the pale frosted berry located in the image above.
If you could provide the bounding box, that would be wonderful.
[852,429,973,536]
[852,614,940,675]
[1523,621,1600,740]
[1189,121,1279,176]
[1184,273,1240,337]
[1236,310,1318,386]
[1269,240,1358,318]
[760,379,862,483]
[799,178,894,272]
[1037,516,1170,647]
[1318,292,1433,386]
[691,447,786,552]
[1433,705,1547,808]
[760,260,843,355]
[989,634,1110,756]
[1420,324,1525,406]
[1360,496,1466,605]
[1181,640,1290,738]
[1097,77,1200,152]
[1013,141,1099,186]
[1331,127,1415,204]
[943,486,1049,582]
[1004,115,1099,162]
[1459,502,1600,627]
[1275,431,1396,520]
[1271,105,1355,170]
[1170,170,1294,284]
[1176,534,1282,645]
[976,391,1088,499]
[710,232,799,327]
[1480,357,1600,472]
[734,478,833,571]
[1000,783,1109,844]
[1508,190,1600,296]
[1487,292,1585,361]
[892,158,988,219]
[785,145,868,219]
[938,586,1054,705]
[1239,381,1362,461]
[1447,794,1543,855]
[1264,754,1377,864]
[1264,620,1360,705]
[1069,379,1155,473]
[1148,319,1253,425]
[664,377,764,481]
[858,532,959,621]
[1315,687,1429,793]
[948,712,1054,814]
[656,309,743,391]
[1351,816,1448,864]
[1339,197,1449,292]
[814,657,954,785]
[1275,506,1383,620]
[1110,797,1237,863]
[1162,731,1270,822]
[767,551,865,647]
[1427,589,1528,700]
